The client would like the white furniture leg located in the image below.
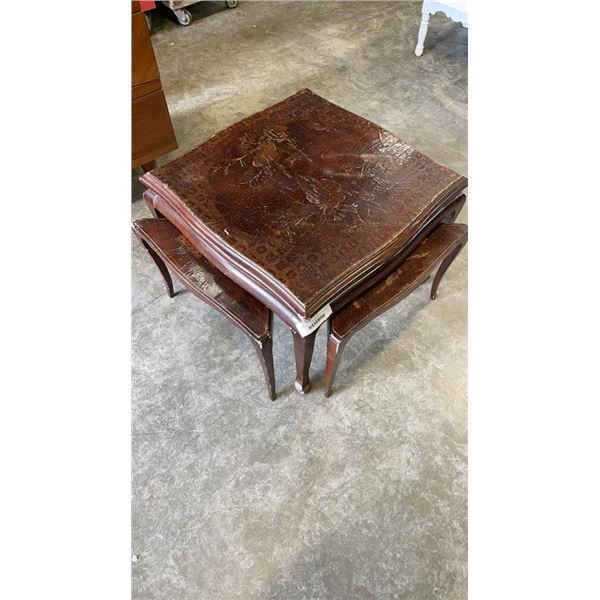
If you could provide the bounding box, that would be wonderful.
[415,2,468,57]
[415,12,430,56]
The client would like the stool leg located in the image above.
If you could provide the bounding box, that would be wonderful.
[252,335,276,401]
[291,328,317,395]
[431,244,464,300]
[141,240,175,298]
[324,333,347,398]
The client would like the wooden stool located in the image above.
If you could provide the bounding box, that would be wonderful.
[324,223,467,397]
[132,218,276,400]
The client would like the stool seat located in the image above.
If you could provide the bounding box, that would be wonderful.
[133,218,270,341]
[325,223,467,396]
[132,218,275,399]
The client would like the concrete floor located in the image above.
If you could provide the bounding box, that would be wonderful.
[132,2,467,598]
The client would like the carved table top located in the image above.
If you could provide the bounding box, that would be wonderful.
[141,89,467,327]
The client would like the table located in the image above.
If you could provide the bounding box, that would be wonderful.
[140,89,467,394]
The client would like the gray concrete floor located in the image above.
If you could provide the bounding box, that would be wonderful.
[132,2,467,598]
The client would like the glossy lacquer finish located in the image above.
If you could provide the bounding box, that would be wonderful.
[324,223,468,397]
[132,218,276,400]
[140,89,468,395]
[140,89,468,321]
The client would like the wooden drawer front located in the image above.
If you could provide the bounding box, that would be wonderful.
[132,90,177,167]
[132,12,159,90]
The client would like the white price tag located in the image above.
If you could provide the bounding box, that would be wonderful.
[294,304,332,338]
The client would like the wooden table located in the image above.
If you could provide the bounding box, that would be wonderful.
[140,89,467,394]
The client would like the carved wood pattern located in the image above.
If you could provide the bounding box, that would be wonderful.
[141,89,467,318]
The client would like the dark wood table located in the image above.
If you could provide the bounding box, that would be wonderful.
[140,89,467,394]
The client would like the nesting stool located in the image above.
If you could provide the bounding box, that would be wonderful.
[324,223,468,397]
[132,218,276,400]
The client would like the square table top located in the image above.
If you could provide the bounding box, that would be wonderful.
[141,89,467,321]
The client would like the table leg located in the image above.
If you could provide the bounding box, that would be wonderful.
[324,332,348,399]
[144,191,165,219]
[291,328,317,395]
[251,335,276,401]
[415,11,430,56]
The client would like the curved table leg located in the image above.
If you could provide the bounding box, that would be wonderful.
[291,328,317,395]
[251,334,276,401]
[430,243,465,300]
[144,192,165,219]
[140,239,175,298]
[324,331,348,398]
[441,194,466,224]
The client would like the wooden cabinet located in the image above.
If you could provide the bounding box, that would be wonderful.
[132,2,177,170]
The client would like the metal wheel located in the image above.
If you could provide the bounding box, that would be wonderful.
[225,1,238,8]
[174,8,192,26]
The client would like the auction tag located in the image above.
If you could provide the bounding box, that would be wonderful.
[294,304,332,338]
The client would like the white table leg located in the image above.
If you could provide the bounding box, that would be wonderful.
[415,11,430,56]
